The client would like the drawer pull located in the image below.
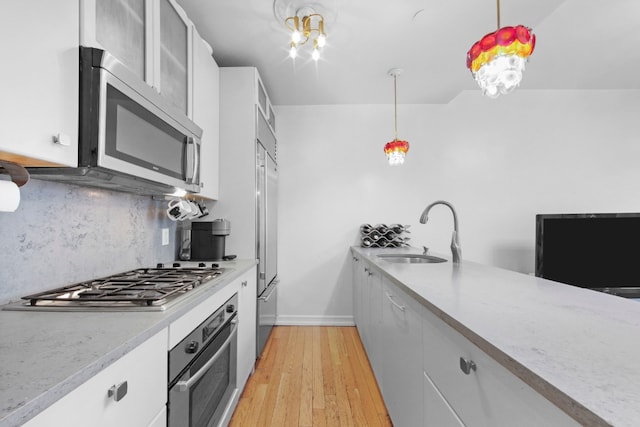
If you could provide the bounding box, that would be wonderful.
[108,381,128,402]
[385,292,406,311]
[459,357,477,375]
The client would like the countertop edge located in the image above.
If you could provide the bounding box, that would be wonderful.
[0,259,258,427]
[351,247,611,427]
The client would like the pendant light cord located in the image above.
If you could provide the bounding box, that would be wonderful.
[496,0,501,29]
[394,75,398,141]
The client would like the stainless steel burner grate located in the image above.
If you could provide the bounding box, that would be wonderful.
[22,267,224,308]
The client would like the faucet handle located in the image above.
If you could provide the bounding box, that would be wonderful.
[422,246,429,254]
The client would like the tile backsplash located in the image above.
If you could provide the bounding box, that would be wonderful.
[0,179,177,305]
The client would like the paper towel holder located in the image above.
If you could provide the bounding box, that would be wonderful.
[0,161,30,187]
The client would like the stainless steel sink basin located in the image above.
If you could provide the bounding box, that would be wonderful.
[377,254,447,264]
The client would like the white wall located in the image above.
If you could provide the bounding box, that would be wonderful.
[275,90,640,324]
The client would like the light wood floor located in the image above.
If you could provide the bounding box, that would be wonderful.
[229,326,392,426]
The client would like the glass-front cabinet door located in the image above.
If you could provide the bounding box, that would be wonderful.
[82,0,150,82]
[158,0,191,116]
[82,0,192,117]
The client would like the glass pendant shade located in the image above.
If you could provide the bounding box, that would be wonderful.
[384,139,410,166]
[467,25,535,98]
[466,0,536,99]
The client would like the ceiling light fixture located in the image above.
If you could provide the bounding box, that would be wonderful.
[285,9,326,61]
[384,68,409,166]
[466,0,536,98]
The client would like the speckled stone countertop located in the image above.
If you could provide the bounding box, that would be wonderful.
[352,246,640,427]
[0,259,257,427]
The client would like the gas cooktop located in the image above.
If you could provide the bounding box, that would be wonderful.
[7,262,226,312]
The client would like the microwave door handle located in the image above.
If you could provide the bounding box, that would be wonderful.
[176,319,238,392]
[194,139,200,185]
[185,137,198,184]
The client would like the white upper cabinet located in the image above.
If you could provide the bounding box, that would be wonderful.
[256,75,276,134]
[81,0,149,82]
[93,0,147,81]
[158,0,192,116]
[0,0,79,166]
[192,30,220,200]
[82,0,192,117]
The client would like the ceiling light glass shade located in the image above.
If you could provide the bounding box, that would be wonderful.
[384,139,409,166]
[291,30,302,44]
[317,33,327,47]
[311,47,320,61]
[289,43,298,58]
[466,25,535,98]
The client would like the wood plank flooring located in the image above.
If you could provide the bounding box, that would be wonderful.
[229,326,392,427]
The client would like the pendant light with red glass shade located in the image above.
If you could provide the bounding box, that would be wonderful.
[466,0,536,98]
[384,68,409,166]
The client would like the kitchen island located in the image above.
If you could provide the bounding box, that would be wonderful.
[352,246,640,427]
[0,259,257,427]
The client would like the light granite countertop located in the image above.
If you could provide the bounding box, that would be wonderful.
[352,246,640,427]
[0,259,257,427]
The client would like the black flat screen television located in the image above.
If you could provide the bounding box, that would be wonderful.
[535,213,640,298]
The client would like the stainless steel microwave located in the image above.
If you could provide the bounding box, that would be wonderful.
[29,47,202,195]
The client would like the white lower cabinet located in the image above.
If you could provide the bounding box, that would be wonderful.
[353,256,384,382]
[350,252,580,427]
[380,279,423,427]
[367,268,383,381]
[421,306,580,427]
[423,371,464,427]
[149,406,168,427]
[236,266,258,392]
[24,329,168,427]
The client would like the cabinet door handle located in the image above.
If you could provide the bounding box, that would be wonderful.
[385,292,406,311]
[108,381,128,402]
[459,357,477,375]
[241,280,248,287]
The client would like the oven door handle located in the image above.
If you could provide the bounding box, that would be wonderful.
[176,319,238,392]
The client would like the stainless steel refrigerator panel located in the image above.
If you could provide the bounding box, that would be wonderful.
[256,120,278,357]
[256,144,267,296]
[265,153,278,288]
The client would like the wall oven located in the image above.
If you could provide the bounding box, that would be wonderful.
[169,294,238,427]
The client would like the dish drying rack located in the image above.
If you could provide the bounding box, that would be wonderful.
[360,223,410,248]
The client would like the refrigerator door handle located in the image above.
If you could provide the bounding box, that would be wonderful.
[259,279,279,302]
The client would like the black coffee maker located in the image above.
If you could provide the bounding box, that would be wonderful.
[189,219,231,261]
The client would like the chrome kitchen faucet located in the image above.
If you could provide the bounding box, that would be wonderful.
[419,200,461,263]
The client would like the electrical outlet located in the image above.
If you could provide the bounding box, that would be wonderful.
[162,228,170,246]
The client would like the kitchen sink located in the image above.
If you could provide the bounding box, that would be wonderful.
[377,254,447,264]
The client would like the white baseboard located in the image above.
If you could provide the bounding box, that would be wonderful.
[275,315,355,326]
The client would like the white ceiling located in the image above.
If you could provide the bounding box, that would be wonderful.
[177,0,640,105]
